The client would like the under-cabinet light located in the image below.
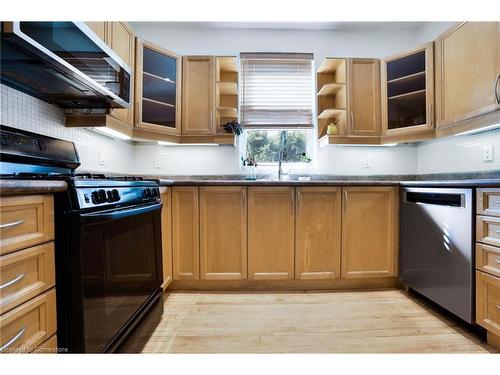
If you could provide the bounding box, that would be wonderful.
[454,123,500,137]
[157,141,219,147]
[335,143,399,147]
[93,127,131,141]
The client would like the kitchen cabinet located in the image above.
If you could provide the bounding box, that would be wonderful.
[295,187,341,280]
[248,187,295,280]
[215,57,239,131]
[476,271,500,338]
[199,186,247,280]
[381,42,435,142]
[0,194,57,354]
[317,58,381,145]
[347,58,381,138]
[182,56,216,135]
[172,187,199,280]
[135,38,182,134]
[160,187,173,289]
[435,22,500,134]
[341,187,397,278]
[85,22,107,41]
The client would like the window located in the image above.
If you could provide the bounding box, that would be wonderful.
[240,53,314,164]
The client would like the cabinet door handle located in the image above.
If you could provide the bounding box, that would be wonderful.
[343,189,348,212]
[210,111,214,130]
[0,273,25,290]
[350,112,354,133]
[496,304,500,310]
[0,219,24,229]
[495,259,500,264]
[0,327,26,353]
[290,190,294,216]
[428,103,433,126]
[495,73,500,105]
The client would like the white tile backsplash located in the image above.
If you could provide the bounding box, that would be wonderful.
[0,84,134,174]
[416,127,500,174]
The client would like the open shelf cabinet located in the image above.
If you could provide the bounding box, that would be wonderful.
[215,56,239,132]
[381,42,435,140]
[316,58,348,139]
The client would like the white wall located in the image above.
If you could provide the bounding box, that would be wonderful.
[0,84,134,174]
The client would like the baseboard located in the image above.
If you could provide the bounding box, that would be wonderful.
[170,277,401,292]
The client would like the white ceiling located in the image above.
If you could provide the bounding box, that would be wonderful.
[130,22,426,31]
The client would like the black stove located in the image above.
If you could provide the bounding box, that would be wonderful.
[0,125,164,353]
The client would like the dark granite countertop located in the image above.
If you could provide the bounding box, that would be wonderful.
[0,179,68,195]
[147,171,500,188]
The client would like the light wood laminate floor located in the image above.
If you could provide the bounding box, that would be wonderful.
[142,290,495,353]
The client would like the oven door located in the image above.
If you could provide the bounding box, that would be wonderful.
[76,202,162,353]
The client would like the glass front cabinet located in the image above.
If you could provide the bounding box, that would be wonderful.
[135,38,181,134]
[381,42,435,141]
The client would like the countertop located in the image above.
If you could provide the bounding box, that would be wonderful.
[0,179,68,195]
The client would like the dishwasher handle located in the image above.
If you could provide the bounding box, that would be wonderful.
[405,191,465,207]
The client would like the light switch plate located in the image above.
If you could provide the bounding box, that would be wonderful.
[98,150,106,166]
[483,144,494,162]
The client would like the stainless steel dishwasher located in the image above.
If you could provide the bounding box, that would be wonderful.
[400,187,474,323]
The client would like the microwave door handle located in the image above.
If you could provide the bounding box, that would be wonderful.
[79,203,162,223]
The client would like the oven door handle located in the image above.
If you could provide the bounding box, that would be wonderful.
[79,202,163,223]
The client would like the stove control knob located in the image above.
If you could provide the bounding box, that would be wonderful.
[98,189,107,203]
[111,189,120,202]
[144,188,151,198]
[106,190,114,202]
[91,191,99,204]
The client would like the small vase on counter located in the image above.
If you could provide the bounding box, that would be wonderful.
[243,155,257,180]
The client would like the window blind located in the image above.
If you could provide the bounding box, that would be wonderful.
[240,53,314,129]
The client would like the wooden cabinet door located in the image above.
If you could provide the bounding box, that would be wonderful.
[109,22,135,126]
[348,58,381,137]
[172,187,199,280]
[248,187,294,280]
[341,187,397,278]
[85,22,107,41]
[160,187,173,288]
[200,186,247,280]
[182,56,215,135]
[135,39,182,134]
[435,22,500,128]
[295,187,341,280]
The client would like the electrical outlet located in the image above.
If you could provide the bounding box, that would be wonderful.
[154,154,162,169]
[98,150,106,166]
[483,144,494,162]
[363,156,371,168]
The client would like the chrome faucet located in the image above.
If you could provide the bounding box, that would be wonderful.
[277,130,305,180]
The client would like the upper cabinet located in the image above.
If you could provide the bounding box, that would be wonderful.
[381,42,435,142]
[181,55,239,139]
[317,58,381,146]
[135,38,182,134]
[435,22,500,135]
[181,56,215,135]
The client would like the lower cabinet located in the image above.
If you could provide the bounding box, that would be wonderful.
[160,187,173,288]
[476,270,500,337]
[199,186,247,280]
[247,187,295,280]
[341,186,397,278]
[295,187,342,280]
[172,187,200,280]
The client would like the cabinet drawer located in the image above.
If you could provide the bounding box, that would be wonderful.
[476,271,500,336]
[0,195,54,255]
[476,243,500,278]
[477,215,500,247]
[0,289,56,354]
[478,189,500,217]
[0,243,55,314]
